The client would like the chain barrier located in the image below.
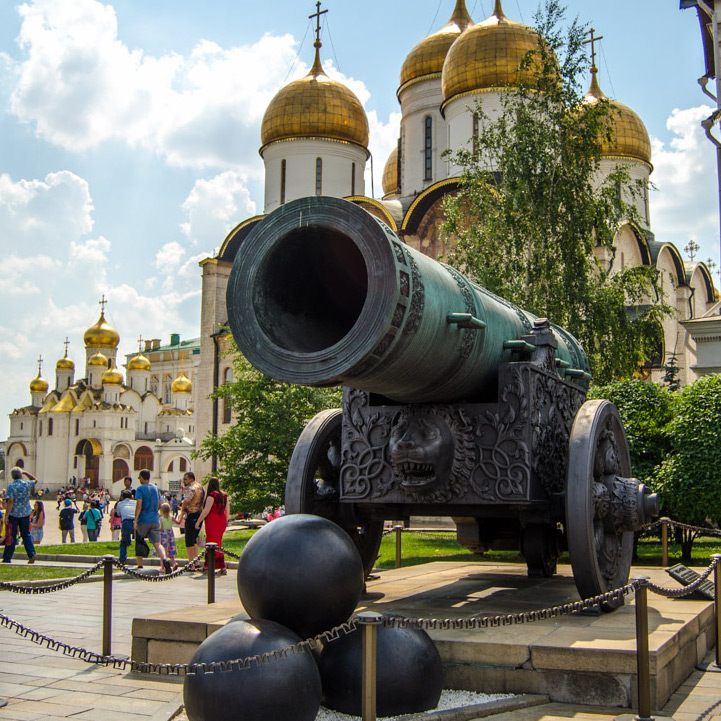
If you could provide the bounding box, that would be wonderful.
[0,560,106,594]
[0,558,719,676]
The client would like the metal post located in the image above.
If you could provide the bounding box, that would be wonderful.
[633,578,653,721]
[661,518,669,568]
[395,525,402,569]
[713,555,721,669]
[358,612,382,721]
[207,543,216,604]
[102,555,114,657]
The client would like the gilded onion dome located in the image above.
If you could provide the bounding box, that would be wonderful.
[172,372,192,394]
[128,352,151,372]
[88,352,109,367]
[382,146,399,197]
[583,68,652,166]
[56,354,75,371]
[84,311,120,348]
[260,40,369,151]
[442,0,550,105]
[102,363,123,386]
[29,374,49,394]
[399,0,474,94]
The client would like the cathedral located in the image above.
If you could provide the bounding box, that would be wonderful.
[193,0,719,479]
[5,302,199,495]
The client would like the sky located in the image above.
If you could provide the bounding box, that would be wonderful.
[0,0,718,443]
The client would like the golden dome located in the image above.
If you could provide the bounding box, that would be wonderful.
[442,0,550,105]
[382,146,399,197]
[260,43,369,151]
[56,354,75,371]
[583,70,652,166]
[102,363,123,386]
[128,353,151,372]
[30,374,49,394]
[172,372,192,394]
[88,352,109,367]
[84,311,120,349]
[399,0,474,93]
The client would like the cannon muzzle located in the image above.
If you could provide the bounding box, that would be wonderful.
[227,197,589,403]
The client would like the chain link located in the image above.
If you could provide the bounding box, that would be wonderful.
[645,557,719,598]
[0,560,106,594]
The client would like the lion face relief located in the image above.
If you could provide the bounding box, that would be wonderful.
[388,408,455,496]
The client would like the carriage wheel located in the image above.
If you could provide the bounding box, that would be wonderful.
[286,409,383,579]
[566,400,634,611]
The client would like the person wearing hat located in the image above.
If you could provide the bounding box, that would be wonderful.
[58,498,78,544]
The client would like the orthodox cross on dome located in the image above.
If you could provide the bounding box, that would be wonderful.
[36,355,43,375]
[583,28,604,73]
[309,2,328,47]
[684,239,700,262]
[99,294,107,315]
[137,335,144,352]
[63,337,70,356]
[706,258,718,275]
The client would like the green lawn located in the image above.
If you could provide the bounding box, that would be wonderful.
[0,565,102,582]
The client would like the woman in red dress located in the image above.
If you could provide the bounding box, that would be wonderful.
[196,477,230,574]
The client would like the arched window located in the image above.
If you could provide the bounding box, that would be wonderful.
[351,163,356,196]
[223,367,232,424]
[16,459,24,469]
[134,445,154,471]
[424,117,433,181]
[113,459,129,483]
[315,158,323,195]
[280,159,287,205]
[180,458,187,472]
[168,460,174,472]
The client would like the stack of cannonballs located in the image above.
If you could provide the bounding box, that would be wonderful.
[183,514,443,721]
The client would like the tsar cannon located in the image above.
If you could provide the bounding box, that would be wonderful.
[226,196,658,608]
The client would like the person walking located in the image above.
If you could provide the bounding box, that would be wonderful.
[30,501,45,545]
[177,471,205,565]
[86,501,102,542]
[195,477,230,575]
[116,490,136,563]
[134,470,172,574]
[2,467,38,564]
[58,499,78,543]
[110,501,122,541]
[79,502,89,543]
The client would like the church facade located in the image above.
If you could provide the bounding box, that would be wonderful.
[197,1,720,478]
[5,306,199,495]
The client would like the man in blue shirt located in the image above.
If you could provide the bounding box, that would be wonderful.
[2,467,38,564]
[133,469,172,574]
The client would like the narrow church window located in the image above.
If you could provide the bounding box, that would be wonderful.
[39,421,43,436]
[424,116,433,181]
[180,458,187,472]
[351,163,356,195]
[20,422,23,430]
[75,419,79,435]
[280,159,287,204]
[48,419,53,436]
[316,158,323,195]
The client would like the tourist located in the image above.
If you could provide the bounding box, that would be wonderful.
[86,500,102,541]
[110,501,122,541]
[195,477,229,575]
[58,499,78,543]
[30,501,45,545]
[56,491,64,510]
[79,502,90,542]
[116,490,136,563]
[177,471,205,565]
[122,476,135,499]
[134,470,172,574]
[2,467,38,564]
[159,503,178,570]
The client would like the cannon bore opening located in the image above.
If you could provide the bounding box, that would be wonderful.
[254,226,369,353]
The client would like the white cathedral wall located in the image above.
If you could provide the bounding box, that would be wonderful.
[262,139,367,213]
[598,159,652,229]
[399,78,447,197]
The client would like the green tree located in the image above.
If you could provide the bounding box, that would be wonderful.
[656,374,721,561]
[443,0,668,383]
[195,342,342,513]
[589,379,674,487]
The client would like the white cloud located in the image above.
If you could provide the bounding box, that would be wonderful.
[180,171,257,247]
[9,0,301,171]
[650,105,720,266]
[366,110,401,198]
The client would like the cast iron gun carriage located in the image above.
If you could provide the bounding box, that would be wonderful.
[227,197,658,607]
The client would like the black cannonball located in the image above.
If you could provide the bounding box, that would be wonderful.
[183,619,321,721]
[238,514,364,639]
[318,618,443,717]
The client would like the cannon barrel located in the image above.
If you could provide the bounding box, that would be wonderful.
[227,197,590,403]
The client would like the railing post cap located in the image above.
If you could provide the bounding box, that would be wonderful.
[356,611,383,625]
[711,554,721,561]
[102,554,115,560]
[660,517,671,522]
[632,576,650,584]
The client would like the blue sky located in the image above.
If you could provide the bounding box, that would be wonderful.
[0,0,718,443]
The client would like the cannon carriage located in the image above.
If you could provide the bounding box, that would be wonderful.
[227,196,658,608]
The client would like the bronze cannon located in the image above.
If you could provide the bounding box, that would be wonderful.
[227,196,658,608]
